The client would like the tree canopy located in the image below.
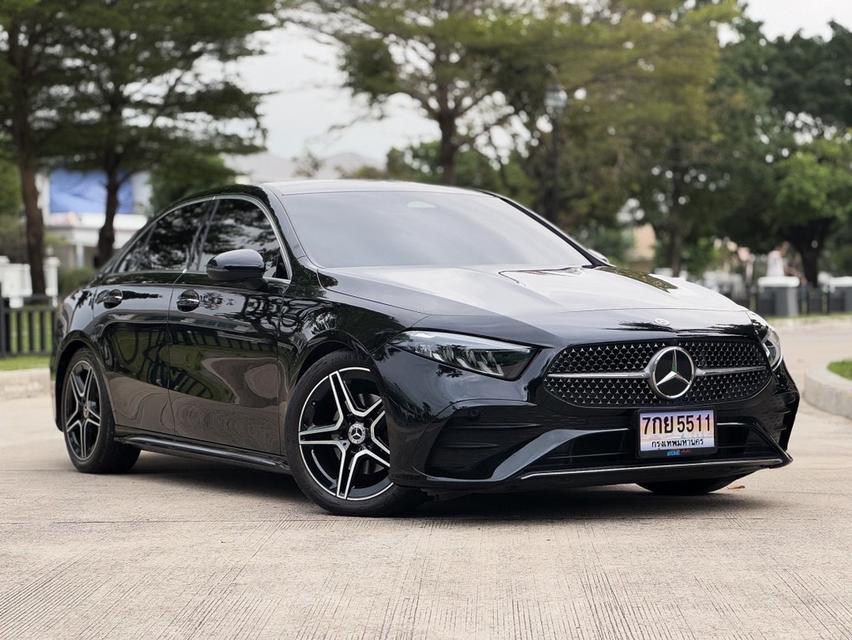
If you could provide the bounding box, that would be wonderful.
[58,0,279,265]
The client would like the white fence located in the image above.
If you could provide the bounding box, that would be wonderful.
[0,256,60,307]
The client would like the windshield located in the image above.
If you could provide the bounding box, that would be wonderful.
[281,191,592,269]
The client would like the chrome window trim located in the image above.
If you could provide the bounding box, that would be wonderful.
[108,195,217,276]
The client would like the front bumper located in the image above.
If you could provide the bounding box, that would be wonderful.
[373,347,798,494]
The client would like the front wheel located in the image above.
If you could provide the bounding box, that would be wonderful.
[284,351,423,516]
[638,476,739,496]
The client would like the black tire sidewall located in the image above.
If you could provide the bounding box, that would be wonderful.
[283,350,421,516]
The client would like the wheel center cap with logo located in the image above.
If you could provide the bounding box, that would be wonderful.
[649,346,695,400]
[348,423,366,445]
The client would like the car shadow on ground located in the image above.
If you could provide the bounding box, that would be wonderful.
[130,451,775,522]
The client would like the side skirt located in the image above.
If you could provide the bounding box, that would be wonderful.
[115,432,291,475]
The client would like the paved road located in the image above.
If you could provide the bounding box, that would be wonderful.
[1,325,851,640]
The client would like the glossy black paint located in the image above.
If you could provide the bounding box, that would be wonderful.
[206,248,266,282]
[51,180,799,495]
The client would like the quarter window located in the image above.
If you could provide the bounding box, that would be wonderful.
[199,198,287,279]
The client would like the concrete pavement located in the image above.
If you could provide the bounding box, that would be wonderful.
[1,325,851,639]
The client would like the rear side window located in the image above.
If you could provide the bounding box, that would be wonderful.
[116,201,209,273]
[198,198,287,279]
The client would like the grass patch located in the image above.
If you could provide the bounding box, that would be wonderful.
[0,355,49,371]
[828,360,852,381]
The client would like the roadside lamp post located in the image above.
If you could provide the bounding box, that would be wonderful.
[544,83,568,224]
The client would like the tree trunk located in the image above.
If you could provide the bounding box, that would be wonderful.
[17,156,46,297]
[668,225,683,278]
[787,218,832,286]
[95,170,121,267]
[437,114,457,186]
[798,245,820,287]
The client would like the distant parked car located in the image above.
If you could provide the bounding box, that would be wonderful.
[51,181,799,515]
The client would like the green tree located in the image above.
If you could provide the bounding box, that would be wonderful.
[308,0,555,185]
[767,22,852,132]
[719,17,852,281]
[61,0,279,266]
[769,136,852,284]
[344,140,534,202]
[149,152,237,212]
[619,1,739,276]
[0,1,75,295]
[0,153,25,262]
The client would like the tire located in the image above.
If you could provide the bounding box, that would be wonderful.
[60,348,140,474]
[638,476,738,496]
[284,350,424,516]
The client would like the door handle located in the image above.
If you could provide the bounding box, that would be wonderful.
[176,289,201,312]
[103,289,123,309]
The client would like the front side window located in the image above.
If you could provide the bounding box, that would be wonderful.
[116,201,209,273]
[115,228,152,273]
[147,201,209,271]
[199,198,287,279]
[280,191,592,269]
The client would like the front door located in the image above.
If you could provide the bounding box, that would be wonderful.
[168,197,289,454]
[93,199,210,434]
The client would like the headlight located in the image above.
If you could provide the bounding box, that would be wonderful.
[747,311,782,369]
[389,331,536,379]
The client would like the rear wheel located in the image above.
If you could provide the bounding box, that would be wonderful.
[61,349,139,474]
[284,351,423,516]
[638,476,738,496]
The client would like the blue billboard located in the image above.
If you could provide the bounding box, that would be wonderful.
[49,169,134,215]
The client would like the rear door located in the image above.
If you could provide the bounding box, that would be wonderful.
[168,196,289,453]
[93,199,211,434]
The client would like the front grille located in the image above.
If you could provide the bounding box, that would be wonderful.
[544,338,771,407]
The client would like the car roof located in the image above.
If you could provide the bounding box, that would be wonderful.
[263,179,483,197]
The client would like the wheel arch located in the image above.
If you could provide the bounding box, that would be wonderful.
[294,333,372,383]
[53,336,97,429]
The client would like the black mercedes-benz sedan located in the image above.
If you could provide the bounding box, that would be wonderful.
[51,180,799,515]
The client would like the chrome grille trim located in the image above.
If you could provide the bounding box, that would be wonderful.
[547,364,767,380]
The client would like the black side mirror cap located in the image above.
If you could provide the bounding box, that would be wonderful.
[206,249,265,282]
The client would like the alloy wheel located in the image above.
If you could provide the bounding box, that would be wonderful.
[298,367,392,501]
[64,360,102,460]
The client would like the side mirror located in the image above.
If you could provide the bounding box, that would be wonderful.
[206,249,265,282]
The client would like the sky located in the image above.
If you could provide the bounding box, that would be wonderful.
[238,1,852,163]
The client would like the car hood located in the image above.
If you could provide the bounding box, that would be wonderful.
[319,264,755,346]
[322,264,741,314]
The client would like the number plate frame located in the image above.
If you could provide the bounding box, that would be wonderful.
[636,408,717,459]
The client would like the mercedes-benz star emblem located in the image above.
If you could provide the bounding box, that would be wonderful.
[649,346,695,400]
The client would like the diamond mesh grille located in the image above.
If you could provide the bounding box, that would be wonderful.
[544,338,770,407]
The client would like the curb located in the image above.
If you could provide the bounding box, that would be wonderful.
[0,368,51,402]
[804,366,852,420]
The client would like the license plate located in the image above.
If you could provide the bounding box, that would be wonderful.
[637,409,716,458]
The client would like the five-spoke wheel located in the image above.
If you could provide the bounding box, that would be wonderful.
[61,349,139,473]
[298,367,393,501]
[64,360,102,461]
[285,351,423,516]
